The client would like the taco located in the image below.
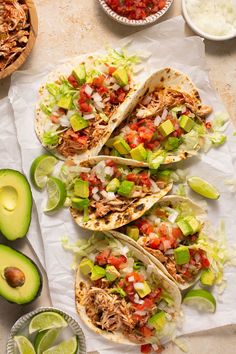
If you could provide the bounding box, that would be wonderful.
[35,49,140,160]
[59,156,173,230]
[101,68,212,167]
[111,195,210,290]
[75,232,181,348]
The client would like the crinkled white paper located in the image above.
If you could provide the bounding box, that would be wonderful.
[6,16,236,353]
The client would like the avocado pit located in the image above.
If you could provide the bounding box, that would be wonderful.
[4,266,25,288]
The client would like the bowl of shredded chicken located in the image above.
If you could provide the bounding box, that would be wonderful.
[0,0,38,79]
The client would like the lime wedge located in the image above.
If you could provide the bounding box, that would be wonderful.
[44,177,67,212]
[183,289,216,313]
[34,328,61,354]
[42,336,78,354]
[30,154,58,189]
[187,176,220,199]
[29,311,68,334]
[14,336,36,354]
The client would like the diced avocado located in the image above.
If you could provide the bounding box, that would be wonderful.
[157,170,171,181]
[110,286,126,297]
[164,137,181,151]
[74,179,89,198]
[0,244,42,304]
[159,119,175,137]
[57,96,72,110]
[105,135,122,148]
[0,169,32,241]
[135,281,151,298]
[79,258,94,276]
[90,265,106,281]
[174,246,190,265]
[177,219,192,237]
[71,197,89,211]
[148,311,166,332]
[113,138,131,155]
[126,226,139,241]
[200,269,215,286]
[184,216,200,234]
[130,144,147,162]
[112,67,129,87]
[148,151,165,169]
[117,180,134,197]
[106,178,120,192]
[105,265,120,281]
[70,113,89,132]
[111,149,121,157]
[72,63,86,84]
[99,113,109,122]
[179,115,195,132]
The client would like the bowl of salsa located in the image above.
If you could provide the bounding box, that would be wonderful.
[99,0,173,26]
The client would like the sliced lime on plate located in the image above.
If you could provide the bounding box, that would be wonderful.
[29,312,68,334]
[30,154,58,189]
[14,336,36,354]
[183,289,216,313]
[44,177,67,212]
[42,336,78,354]
[34,328,61,354]
[187,176,220,199]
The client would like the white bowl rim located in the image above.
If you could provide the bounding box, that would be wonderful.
[182,0,236,41]
[6,306,86,354]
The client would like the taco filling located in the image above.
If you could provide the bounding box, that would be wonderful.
[37,49,139,158]
[75,233,180,347]
[102,87,212,165]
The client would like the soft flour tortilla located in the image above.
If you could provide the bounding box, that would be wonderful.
[111,195,207,291]
[75,232,181,346]
[70,156,173,231]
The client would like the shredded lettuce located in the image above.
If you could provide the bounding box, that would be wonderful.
[212,111,229,131]
[43,131,60,147]
[40,103,52,116]
[203,112,229,152]
[170,168,189,184]
[181,129,200,151]
[98,47,140,72]
[209,132,226,146]
[175,184,187,197]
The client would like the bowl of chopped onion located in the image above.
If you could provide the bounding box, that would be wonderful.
[182,0,236,41]
[0,0,38,80]
[98,0,173,26]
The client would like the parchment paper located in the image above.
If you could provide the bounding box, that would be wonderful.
[7,16,236,353]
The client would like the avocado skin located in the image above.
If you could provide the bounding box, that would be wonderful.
[0,244,42,305]
[0,169,32,240]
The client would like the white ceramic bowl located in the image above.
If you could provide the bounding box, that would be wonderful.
[182,0,236,41]
[99,0,173,26]
[6,307,86,354]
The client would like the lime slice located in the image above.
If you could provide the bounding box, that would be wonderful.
[14,336,36,354]
[30,154,58,189]
[42,336,78,354]
[44,177,67,212]
[187,176,220,199]
[34,328,61,354]
[29,311,68,334]
[183,289,216,313]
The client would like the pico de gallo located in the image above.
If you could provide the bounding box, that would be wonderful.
[118,197,212,285]
[105,0,167,20]
[76,232,180,351]
[37,49,139,158]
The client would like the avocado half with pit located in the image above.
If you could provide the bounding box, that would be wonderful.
[0,169,32,240]
[0,244,42,304]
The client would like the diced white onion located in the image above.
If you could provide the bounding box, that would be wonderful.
[134,293,144,304]
[92,193,100,201]
[107,192,116,201]
[104,166,114,176]
[103,97,110,103]
[94,101,105,111]
[92,187,99,194]
[154,115,162,127]
[150,179,160,193]
[167,208,179,223]
[92,161,106,182]
[134,310,147,316]
[152,344,160,351]
[83,113,95,120]
[142,95,152,106]
[165,249,174,255]
[112,83,120,91]
[120,245,129,255]
[161,108,168,121]
[128,276,135,282]
[123,84,130,92]
[92,92,102,102]
[134,282,144,290]
[84,85,93,96]
[121,125,132,135]
[59,116,71,127]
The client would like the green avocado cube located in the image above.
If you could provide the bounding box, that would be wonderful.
[174,246,190,265]
[117,180,134,197]
[164,137,181,151]
[74,179,89,198]
[177,219,192,237]
[159,119,175,137]
[70,113,89,132]
[112,67,129,87]
[135,281,151,298]
[110,286,127,297]
[71,197,89,211]
[72,63,86,84]
[148,311,166,332]
[90,265,106,281]
[105,135,121,148]
[113,138,131,155]
[106,178,120,192]
[79,258,94,276]
[57,96,73,110]
[126,226,139,241]
[184,216,200,234]
[200,269,215,286]
[130,144,148,161]
[105,265,120,282]
[46,83,60,96]
[179,115,195,132]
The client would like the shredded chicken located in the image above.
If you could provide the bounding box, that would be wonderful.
[57,128,89,157]
[144,246,167,264]
[91,198,137,218]
[0,0,30,70]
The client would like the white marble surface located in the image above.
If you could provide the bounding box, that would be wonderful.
[0,1,236,353]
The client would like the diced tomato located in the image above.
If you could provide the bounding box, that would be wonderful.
[141,344,152,354]
[125,271,144,283]
[80,102,93,113]
[134,298,154,311]
[126,173,139,183]
[92,75,105,88]
[158,223,168,238]
[136,220,154,236]
[118,91,126,103]
[155,208,167,218]
[50,115,59,124]
[109,92,118,104]
[147,288,162,300]
[205,122,212,129]
[125,283,135,296]
[201,256,210,269]
[145,140,160,150]
[68,74,78,88]
[148,237,161,250]
[108,66,117,75]
[95,249,111,266]
[172,227,183,239]
[107,255,127,269]
[97,86,109,95]
[106,159,116,167]
[138,126,154,143]
[140,326,153,338]
[139,173,151,188]
[130,122,139,131]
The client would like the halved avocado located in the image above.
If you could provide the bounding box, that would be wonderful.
[0,245,42,304]
[0,169,32,240]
